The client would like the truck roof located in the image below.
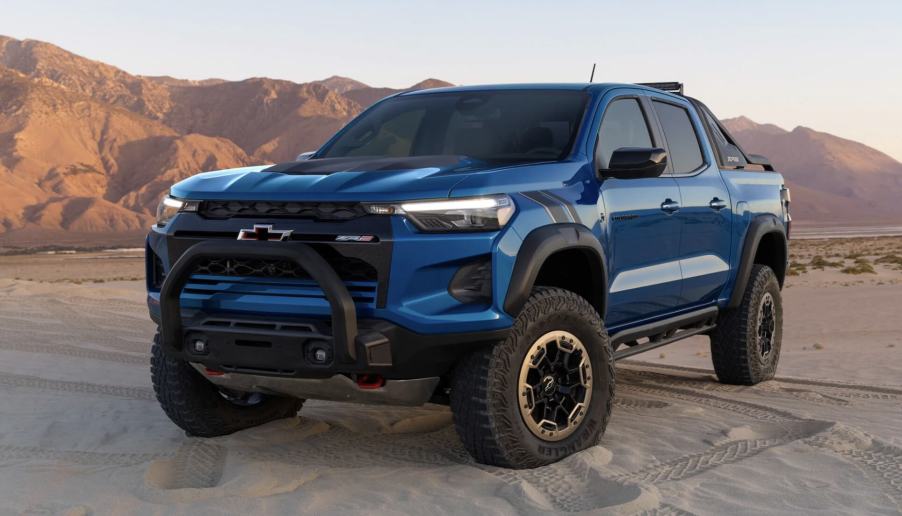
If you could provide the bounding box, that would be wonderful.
[399,82,679,97]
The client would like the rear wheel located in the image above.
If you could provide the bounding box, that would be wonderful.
[710,265,783,385]
[150,332,303,437]
[450,287,614,468]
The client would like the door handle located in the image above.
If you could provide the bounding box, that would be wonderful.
[660,199,680,213]
[709,198,728,210]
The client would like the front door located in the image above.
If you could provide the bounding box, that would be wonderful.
[596,97,683,326]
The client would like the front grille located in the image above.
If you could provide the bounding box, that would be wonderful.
[193,256,377,283]
[166,212,392,308]
[200,200,367,221]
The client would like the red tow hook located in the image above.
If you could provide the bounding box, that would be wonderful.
[356,374,385,390]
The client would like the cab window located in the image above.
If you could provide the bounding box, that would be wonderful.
[595,99,653,169]
[652,101,704,174]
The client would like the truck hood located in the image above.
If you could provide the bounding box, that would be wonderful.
[169,155,494,202]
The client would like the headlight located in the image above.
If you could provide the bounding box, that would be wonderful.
[363,195,515,232]
[155,195,198,227]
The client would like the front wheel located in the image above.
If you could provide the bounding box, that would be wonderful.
[450,287,614,469]
[710,265,783,385]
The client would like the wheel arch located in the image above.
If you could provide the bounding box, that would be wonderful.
[729,214,788,308]
[503,224,608,318]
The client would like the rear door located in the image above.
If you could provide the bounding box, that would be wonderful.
[649,98,732,306]
[598,95,683,326]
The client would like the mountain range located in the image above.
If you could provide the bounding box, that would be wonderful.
[0,35,899,247]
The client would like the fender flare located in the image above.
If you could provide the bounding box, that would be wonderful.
[503,224,608,317]
[729,214,788,308]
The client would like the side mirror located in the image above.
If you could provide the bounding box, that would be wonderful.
[295,151,316,161]
[599,147,668,179]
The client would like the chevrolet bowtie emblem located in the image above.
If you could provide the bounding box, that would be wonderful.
[237,224,293,241]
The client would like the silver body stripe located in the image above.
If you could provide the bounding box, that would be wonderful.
[541,191,578,223]
[522,192,559,222]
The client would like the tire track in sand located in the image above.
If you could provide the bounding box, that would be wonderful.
[148,441,228,490]
[615,366,902,511]
[625,362,902,397]
[806,425,902,510]
[0,339,147,365]
[0,445,165,466]
[0,371,154,400]
[613,369,834,484]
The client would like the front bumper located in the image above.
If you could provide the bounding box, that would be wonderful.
[151,239,509,380]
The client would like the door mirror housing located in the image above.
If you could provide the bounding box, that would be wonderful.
[599,147,668,179]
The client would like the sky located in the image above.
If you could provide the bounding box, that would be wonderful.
[2,0,901,160]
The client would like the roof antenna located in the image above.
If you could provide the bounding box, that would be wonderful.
[589,63,596,83]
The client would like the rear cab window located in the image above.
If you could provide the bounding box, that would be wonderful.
[651,100,704,175]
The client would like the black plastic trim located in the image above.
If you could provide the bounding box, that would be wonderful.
[448,257,492,304]
[161,314,509,379]
[611,306,718,347]
[160,240,359,361]
[614,323,715,360]
[729,214,788,308]
[503,224,607,316]
[687,98,775,172]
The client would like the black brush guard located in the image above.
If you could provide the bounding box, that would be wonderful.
[159,240,363,364]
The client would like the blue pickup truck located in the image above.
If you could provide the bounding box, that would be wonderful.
[147,82,791,468]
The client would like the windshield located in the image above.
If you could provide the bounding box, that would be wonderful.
[318,90,588,163]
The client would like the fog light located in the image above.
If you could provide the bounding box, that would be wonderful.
[193,340,207,354]
[305,340,333,365]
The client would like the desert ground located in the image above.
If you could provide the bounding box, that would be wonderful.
[0,238,901,515]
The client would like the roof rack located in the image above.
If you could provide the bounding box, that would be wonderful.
[637,82,684,95]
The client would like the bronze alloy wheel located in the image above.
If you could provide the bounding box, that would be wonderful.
[757,292,776,359]
[517,330,593,441]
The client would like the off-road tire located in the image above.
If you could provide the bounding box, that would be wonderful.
[450,287,614,469]
[150,332,303,437]
[710,264,783,385]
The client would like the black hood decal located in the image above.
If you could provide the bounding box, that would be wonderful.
[264,155,483,175]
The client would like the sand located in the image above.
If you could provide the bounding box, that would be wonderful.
[0,239,900,515]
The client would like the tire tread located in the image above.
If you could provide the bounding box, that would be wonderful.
[150,332,303,437]
[710,265,782,385]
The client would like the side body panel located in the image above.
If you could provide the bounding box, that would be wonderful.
[718,169,789,306]
[641,93,734,307]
